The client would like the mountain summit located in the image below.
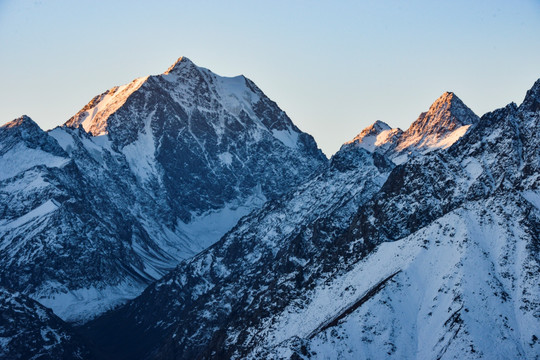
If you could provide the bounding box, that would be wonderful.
[343,120,402,153]
[394,91,479,152]
[163,56,196,74]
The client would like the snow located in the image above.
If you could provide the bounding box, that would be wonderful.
[35,282,145,324]
[176,189,267,253]
[427,124,471,150]
[374,128,398,147]
[462,157,483,182]
[121,110,159,183]
[48,128,75,153]
[218,152,233,166]
[347,128,397,153]
[522,190,540,210]
[247,197,538,359]
[396,125,471,153]
[0,200,58,230]
[0,143,69,181]
[213,74,260,117]
[392,153,409,165]
[1,170,49,194]
[77,76,148,136]
[272,128,299,149]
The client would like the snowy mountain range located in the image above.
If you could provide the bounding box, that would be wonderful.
[0,57,538,359]
[81,81,539,359]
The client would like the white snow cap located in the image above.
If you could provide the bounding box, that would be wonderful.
[344,120,402,153]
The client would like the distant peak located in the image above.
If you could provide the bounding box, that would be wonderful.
[353,120,392,139]
[430,91,460,108]
[164,56,196,75]
[342,120,401,153]
[423,91,478,126]
[371,120,392,131]
[394,91,478,153]
[519,78,540,113]
[1,115,38,130]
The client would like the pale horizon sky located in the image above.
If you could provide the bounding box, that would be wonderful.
[1,0,539,156]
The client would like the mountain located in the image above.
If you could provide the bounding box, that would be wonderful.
[343,92,479,164]
[81,80,539,359]
[342,120,403,154]
[0,57,326,322]
[0,287,93,359]
[63,57,325,218]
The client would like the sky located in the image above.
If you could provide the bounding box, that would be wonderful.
[1,0,539,156]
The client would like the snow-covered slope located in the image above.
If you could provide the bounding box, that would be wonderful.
[0,287,93,359]
[0,57,326,323]
[82,79,539,359]
[251,194,539,359]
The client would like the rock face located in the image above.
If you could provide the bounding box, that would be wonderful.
[0,57,326,322]
[0,287,93,359]
[81,80,539,360]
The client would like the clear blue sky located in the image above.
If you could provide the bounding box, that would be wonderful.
[1,0,539,156]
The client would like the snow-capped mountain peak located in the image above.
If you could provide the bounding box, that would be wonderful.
[2,114,34,129]
[342,120,402,153]
[0,115,65,159]
[360,120,392,134]
[394,91,479,153]
[0,57,326,323]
